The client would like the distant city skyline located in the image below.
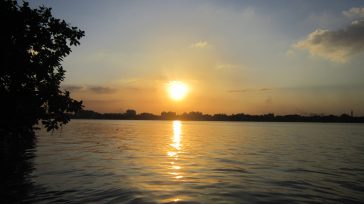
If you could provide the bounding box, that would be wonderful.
[29,0,364,115]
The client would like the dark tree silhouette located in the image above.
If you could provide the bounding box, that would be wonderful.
[0,0,84,136]
[125,109,137,118]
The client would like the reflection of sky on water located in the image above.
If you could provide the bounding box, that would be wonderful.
[27,120,364,203]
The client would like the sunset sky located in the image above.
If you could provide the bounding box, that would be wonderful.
[29,0,364,115]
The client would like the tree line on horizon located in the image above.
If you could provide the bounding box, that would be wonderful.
[72,109,364,123]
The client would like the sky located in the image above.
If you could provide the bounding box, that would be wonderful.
[29,0,364,115]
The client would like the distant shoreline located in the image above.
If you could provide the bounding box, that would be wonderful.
[71,110,364,123]
[71,118,364,124]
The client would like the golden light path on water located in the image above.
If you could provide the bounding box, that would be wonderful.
[168,120,183,202]
[168,121,182,177]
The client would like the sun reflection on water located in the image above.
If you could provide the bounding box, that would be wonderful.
[171,120,181,150]
[168,120,183,180]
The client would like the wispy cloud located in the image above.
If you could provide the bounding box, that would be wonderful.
[343,7,364,18]
[63,85,85,92]
[190,41,208,48]
[63,85,116,94]
[227,88,271,93]
[215,64,238,70]
[294,20,364,63]
[89,86,116,94]
[260,88,271,91]
[227,89,251,93]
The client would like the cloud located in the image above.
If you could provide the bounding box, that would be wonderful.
[89,86,116,94]
[227,88,271,93]
[294,20,364,63]
[343,7,364,18]
[215,64,238,70]
[227,89,251,93]
[260,88,271,91]
[63,85,85,92]
[62,84,116,94]
[190,41,208,48]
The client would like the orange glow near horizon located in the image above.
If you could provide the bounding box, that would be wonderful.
[167,81,189,101]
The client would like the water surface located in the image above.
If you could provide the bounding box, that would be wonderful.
[21,120,364,203]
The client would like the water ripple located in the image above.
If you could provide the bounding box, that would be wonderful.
[12,120,364,203]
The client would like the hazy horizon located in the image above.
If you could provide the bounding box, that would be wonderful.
[29,0,364,115]
[79,107,360,117]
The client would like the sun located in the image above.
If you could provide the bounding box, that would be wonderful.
[167,81,189,101]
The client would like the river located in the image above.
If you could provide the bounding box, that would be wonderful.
[7,120,364,203]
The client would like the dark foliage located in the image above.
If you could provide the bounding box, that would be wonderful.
[0,0,84,136]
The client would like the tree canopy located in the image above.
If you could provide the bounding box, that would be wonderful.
[0,0,84,136]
